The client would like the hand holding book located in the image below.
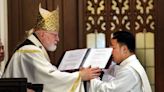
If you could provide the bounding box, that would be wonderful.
[79,66,101,81]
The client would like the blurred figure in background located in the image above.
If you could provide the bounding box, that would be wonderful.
[0,39,4,77]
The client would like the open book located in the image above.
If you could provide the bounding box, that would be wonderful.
[58,48,113,71]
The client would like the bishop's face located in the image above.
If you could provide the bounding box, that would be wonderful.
[111,39,125,64]
[42,31,60,51]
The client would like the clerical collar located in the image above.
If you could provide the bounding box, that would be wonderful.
[33,33,42,49]
[33,33,40,41]
[119,55,136,66]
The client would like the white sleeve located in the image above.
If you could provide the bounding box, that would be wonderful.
[89,67,139,92]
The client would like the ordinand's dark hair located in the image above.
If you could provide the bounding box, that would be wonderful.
[112,30,135,53]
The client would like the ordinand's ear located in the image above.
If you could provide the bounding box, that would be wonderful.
[122,45,128,54]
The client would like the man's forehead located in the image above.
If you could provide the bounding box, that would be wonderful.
[111,39,117,43]
[111,39,119,46]
[46,31,58,34]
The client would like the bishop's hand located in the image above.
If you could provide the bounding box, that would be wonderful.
[79,66,101,81]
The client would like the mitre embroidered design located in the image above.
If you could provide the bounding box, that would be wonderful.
[35,4,59,32]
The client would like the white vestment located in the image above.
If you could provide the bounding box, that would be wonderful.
[89,55,152,92]
[2,34,85,92]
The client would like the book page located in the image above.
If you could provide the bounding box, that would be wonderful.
[82,48,113,68]
[58,49,88,71]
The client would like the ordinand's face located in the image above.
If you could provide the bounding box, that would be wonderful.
[111,39,124,64]
[0,42,4,62]
[42,31,60,51]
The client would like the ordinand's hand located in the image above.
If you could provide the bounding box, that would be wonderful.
[79,66,101,81]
